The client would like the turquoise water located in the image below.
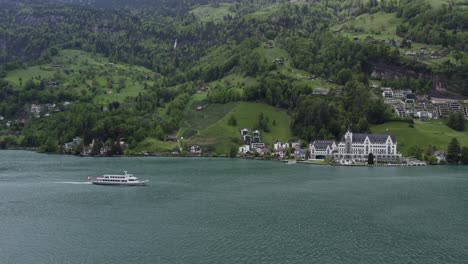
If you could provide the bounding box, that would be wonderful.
[0,150,467,264]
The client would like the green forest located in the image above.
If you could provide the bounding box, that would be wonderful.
[0,0,467,156]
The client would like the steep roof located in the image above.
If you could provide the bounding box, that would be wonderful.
[350,133,395,143]
[312,140,335,150]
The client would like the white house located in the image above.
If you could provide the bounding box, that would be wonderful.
[310,140,337,159]
[240,128,249,137]
[238,145,251,154]
[190,144,202,154]
[382,88,393,98]
[30,104,42,114]
[334,129,401,163]
[274,141,282,151]
[250,130,265,149]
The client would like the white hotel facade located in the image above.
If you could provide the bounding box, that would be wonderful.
[310,129,401,163]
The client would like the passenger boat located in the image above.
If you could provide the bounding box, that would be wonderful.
[90,171,148,186]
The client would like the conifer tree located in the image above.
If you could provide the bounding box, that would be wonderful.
[447,138,461,164]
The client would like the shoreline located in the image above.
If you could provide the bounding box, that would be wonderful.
[0,148,438,166]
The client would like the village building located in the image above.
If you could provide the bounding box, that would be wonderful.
[30,104,42,114]
[393,89,412,99]
[310,140,337,159]
[416,111,433,120]
[434,151,446,163]
[190,144,202,154]
[274,147,285,160]
[238,145,251,154]
[100,146,111,156]
[405,50,417,56]
[63,137,83,153]
[334,129,401,164]
[251,130,265,149]
[274,140,290,151]
[382,87,393,98]
[312,88,330,96]
[293,148,308,160]
[290,142,300,150]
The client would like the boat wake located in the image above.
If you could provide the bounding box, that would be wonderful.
[54,181,92,185]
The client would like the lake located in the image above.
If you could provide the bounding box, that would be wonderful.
[0,150,467,264]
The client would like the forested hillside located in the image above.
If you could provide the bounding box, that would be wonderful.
[0,0,467,155]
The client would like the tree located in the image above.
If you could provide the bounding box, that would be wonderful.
[228,115,237,126]
[368,153,374,164]
[446,138,461,164]
[447,112,465,131]
[229,146,237,158]
[461,146,468,165]
[39,137,58,153]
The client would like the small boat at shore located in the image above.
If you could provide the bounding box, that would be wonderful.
[286,160,297,164]
[89,171,148,186]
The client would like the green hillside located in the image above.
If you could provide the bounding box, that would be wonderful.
[4,49,155,104]
[371,121,468,155]
[190,3,235,23]
[188,102,291,155]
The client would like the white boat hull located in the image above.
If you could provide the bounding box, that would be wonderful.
[92,180,148,186]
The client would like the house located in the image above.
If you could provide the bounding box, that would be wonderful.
[434,151,446,163]
[293,148,308,160]
[290,142,300,150]
[190,144,202,154]
[416,111,432,120]
[393,89,412,99]
[240,128,249,137]
[334,128,401,163]
[81,146,92,156]
[238,145,251,154]
[30,104,42,114]
[100,146,111,156]
[274,58,284,64]
[405,50,417,56]
[430,51,443,59]
[251,142,265,149]
[243,134,251,145]
[313,88,330,95]
[274,141,282,151]
[252,130,261,143]
[382,88,393,98]
[274,147,285,160]
[310,140,337,159]
[63,137,83,153]
[405,92,416,104]
[420,48,430,55]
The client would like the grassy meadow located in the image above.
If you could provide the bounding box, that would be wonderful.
[189,3,235,23]
[4,49,155,104]
[371,120,468,155]
[188,102,291,155]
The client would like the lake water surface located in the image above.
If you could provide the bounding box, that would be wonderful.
[0,150,467,264]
